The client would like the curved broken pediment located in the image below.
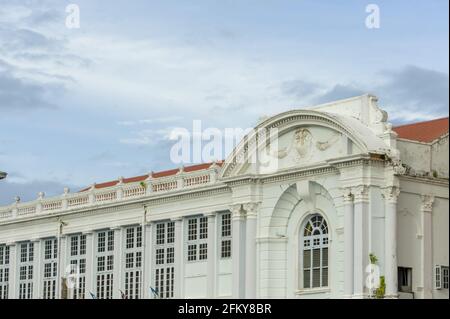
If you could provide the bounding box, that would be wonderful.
[220,109,389,179]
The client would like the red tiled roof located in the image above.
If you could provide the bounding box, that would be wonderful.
[80,162,223,192]
[393,117,449,143]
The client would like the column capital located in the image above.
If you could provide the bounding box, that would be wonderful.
[382,186,400,203]
[230,203,244,220]
[171,216,184,222]
[243,202,260,218]
[341,187,354,203]
[353,185,369,202]
[421,194,435,213]
[110,226,122,231]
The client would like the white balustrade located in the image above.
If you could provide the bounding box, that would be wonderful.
[123,185,146,198]
[42,200,63,212]
[0,167,219,221]
[68,195,89,207]
[95,190,117,203]
[17,205,36,216]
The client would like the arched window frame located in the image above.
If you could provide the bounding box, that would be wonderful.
[299,213,329,289]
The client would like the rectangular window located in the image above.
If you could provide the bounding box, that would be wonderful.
[154,221,175,299]
[96,230,115,299]
[68,234,87,299]
[186,216,208,262]
[436,265,449,290]
[123,225,143,299]
[436,265,442,289]
[398,267,412,293]
[43,238,58,299]
[220,212,232,259]
[18,242,34,299]
[0,245,10,299]
[443,267,449,289]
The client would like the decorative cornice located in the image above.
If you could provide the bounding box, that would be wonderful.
[399,174,449,187]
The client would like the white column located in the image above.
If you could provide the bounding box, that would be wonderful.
[244,203,258,299]
[7,242,17,299]
[173,217,184,298]
[383,186,400,298]
[143,222,153,299]
[353,185,369,298]
[112,227,122,299]
[206,212,217,298]
[58,235,68,299]
[231,204,246,299]
[84,231,95,299]
[343,188,354,298]
[420,195,434,299]
[32,239,42,299]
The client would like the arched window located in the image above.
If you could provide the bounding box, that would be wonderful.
[301,214,329,289]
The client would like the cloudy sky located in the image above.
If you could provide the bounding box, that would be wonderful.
[0,0,448,204]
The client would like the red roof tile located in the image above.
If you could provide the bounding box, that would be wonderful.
[80,161,223,192]
[393,117,449,143]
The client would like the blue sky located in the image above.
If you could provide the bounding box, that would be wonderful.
[0,0,448,204]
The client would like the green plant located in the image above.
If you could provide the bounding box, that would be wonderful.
[375,276,386,299]
[368,253,386,299]
[369,253,378,265]
[432,170,438,178]
[139,181,147,189]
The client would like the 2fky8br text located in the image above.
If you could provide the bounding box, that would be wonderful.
[178,303,272,317]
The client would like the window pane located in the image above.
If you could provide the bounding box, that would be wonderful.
[322,248,328,267]
[322,267,328,287]
[312,249,321,268]
[312,269,321,288]
[303,250,311,269]
[303,270,310,288]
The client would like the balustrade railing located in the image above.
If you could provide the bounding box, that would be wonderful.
[0,167,219,221]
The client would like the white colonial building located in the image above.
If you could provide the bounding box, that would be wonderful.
[0,95,448,299]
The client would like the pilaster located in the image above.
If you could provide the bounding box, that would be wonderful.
[231,203,246,299]
[420,194,434,299]
[382,186,400,299]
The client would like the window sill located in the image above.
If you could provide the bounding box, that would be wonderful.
[295,287,331,296]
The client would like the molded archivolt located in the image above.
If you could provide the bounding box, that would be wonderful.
[259,180,339,298]
[220,109,389,179]
[268,181,335,238]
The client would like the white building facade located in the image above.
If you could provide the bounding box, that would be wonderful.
[0,95,448,299]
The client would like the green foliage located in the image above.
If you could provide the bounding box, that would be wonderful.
[375,276,386,299]
[369,253,378,265]
[432,170,438,178]
[368,253,386,299]
[139,181,147,189]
